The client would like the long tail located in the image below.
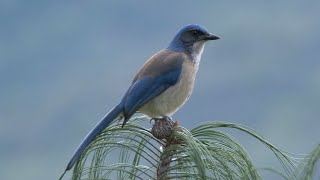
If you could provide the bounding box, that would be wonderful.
[63,103,123,173]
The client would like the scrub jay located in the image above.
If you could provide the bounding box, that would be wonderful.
[64,24,219,173]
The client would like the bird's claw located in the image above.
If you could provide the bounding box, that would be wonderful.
[150,116,173,124]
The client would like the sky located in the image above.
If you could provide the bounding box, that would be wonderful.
[0,1,319,180]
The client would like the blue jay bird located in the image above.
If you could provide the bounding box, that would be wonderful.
[63,24,219,174]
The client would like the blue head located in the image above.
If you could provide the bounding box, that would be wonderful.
[168,24,219,55]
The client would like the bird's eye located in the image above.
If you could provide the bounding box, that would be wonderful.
[192,30,199,35]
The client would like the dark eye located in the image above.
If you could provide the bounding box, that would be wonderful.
[191,30,199,35]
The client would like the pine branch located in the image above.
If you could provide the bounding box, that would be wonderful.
[67,116,320,180]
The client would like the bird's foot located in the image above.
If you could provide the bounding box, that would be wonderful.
[163,115,172,121]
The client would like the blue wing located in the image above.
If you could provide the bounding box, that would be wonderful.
[121,50,185,122]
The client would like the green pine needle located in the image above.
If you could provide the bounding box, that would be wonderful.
[69,116,319,180]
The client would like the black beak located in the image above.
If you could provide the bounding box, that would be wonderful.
[203,33,220,40]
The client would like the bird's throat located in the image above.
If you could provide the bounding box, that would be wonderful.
[190,42,205,68]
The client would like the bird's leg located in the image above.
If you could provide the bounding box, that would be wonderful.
[162,115,172,121]
[162,115,174,127]
[150,116,173,124]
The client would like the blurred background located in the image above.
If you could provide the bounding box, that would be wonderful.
[0,1,319,179]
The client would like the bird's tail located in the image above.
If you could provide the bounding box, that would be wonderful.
[63,103,123,174]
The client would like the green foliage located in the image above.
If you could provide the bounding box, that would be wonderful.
[70,116,319,180]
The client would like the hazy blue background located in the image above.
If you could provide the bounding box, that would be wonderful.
[1,1,319,179]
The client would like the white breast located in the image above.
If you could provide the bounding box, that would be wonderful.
[139,60,197,118]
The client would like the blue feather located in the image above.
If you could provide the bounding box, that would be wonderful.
[122,59,183,120]
[64,103,123,172]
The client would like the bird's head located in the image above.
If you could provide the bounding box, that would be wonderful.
[168,24,219,57]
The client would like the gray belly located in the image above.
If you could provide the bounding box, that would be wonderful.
[139,62,197,118]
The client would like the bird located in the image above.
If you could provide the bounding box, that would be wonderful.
[62,24,219,175]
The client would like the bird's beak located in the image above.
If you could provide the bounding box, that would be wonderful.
[203,33,220,40]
